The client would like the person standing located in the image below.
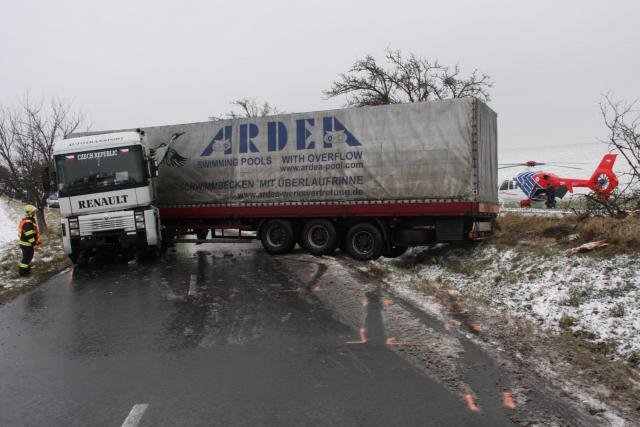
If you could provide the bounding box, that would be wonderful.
[18,205,41,277]
[545,184,556,209]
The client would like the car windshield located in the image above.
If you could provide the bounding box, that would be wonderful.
[55,145,147,196]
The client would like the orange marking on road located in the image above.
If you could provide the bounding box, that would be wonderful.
[464,394,480,412]
[470,322,481,332]
[382,298,392,306]
[311,285,324,292]
[346,328,368,345]
[361,299,369,307]
[444,322,451,331]
[503,391,516,409]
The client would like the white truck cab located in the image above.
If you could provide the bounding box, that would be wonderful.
[53,131,161,263]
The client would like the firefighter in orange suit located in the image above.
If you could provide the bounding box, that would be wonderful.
[18,205,41,277]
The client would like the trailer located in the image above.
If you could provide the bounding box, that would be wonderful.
[53,98,498,262]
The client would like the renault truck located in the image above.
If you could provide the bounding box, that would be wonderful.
[54,98,498,263]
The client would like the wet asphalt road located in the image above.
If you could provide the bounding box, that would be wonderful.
[0,243,566,426]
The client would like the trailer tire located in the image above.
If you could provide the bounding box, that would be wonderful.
[344,223,383,261]
[301,219,338,255]
[261,219,296,255]
[382,245,409,258]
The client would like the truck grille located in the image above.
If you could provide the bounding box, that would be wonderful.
[79,215,135,234]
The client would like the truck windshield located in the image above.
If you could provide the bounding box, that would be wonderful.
[55,145,148,197]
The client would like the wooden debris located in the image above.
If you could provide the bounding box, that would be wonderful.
[567,240,608,255]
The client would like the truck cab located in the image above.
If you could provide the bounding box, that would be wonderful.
[53,131,161,263]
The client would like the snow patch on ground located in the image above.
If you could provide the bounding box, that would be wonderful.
[381,246,640,361]
[0,198,20,245]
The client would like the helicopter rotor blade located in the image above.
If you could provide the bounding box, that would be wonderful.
[549,165,583,170]
[546,161,587,165]
[498,161,586,170]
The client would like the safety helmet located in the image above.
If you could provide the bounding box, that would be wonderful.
[24,205,37,216]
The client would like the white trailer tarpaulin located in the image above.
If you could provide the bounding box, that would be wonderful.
[141,99,497,206]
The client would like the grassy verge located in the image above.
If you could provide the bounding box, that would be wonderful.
[0,206,70,303]
[491,213,640,255]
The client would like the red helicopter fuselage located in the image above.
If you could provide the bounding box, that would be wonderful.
[530,154,618,200]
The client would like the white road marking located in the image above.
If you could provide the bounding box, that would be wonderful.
[121,403,149,427]
[188,274,198,298]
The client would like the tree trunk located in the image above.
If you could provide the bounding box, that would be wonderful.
[36,195,48,231]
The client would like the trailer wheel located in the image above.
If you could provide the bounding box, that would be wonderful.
[345,223,383,261]
[382,245,409,258]
[261,219,296,255]
[301,219,338,255]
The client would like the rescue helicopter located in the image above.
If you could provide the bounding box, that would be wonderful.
[498,154,619,207]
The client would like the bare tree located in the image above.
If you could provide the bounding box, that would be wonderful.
[0,96,83,230]
[579,94,640,217]
[600,94,640,184]
[323,49,492,107]
[209,98,282,121]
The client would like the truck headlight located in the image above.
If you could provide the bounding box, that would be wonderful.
[69,220,79,229]
[135,211,145,229]
[70,229,80,237]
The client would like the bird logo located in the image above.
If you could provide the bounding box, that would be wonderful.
[151,132,188,167]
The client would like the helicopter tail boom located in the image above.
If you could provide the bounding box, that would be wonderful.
[587,154,618,199]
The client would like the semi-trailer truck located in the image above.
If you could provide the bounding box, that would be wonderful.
[53,98,498,262]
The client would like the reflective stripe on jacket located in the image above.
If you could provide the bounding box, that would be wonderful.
[18,217,40,247]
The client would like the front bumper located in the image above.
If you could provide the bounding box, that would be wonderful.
[73,230,148,250]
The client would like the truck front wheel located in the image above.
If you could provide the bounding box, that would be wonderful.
[69,252,79,264]
[261,219,296,255]
[301,219,338,255]
[69,250,87,266]
[345,223,383,261]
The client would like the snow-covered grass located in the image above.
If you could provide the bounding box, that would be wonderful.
[379,213,640,367]
[0,197,69,299]
[375,237,640,423]
[383,245,639,363]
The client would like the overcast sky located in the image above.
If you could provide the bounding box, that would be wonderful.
[1,0,638,153]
